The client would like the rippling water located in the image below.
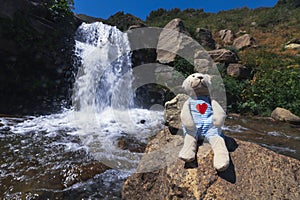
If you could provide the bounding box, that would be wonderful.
[224,115,300,160]
[0,108,164,199]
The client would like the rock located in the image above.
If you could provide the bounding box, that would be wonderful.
[233,34,256,50]
[122,127,300,200]
[164,94,189,131]
[285,43,300,50]
[194,28,216,50]
[226,63,250,79]
[208,49,239,64]
[128,23,147,30]
[271,107,300,123]
[0,0,31,19]
[286,38,300,45]
[9,161,110,191]
[0,0,78,115]
[219,29,235,44]
[193,49,214,73]
[236,30,247,35]
[117,136,147,153]
[156,18,191,64]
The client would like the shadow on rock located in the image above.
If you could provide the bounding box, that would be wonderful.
[218,156,236,183]
[218,135,238,183]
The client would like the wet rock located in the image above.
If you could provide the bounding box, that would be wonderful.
[226,63,250,79]
[8,161,110,192]
[271,107,300,124]
[233,34,256,50]
[219,29,235,45]
[117,136,147,153]
[156,18,191,64]
[122,127,300,200]
[208,49,239,64]
[194,28,216,50]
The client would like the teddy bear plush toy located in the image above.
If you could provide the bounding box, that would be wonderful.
[178,73,230,171]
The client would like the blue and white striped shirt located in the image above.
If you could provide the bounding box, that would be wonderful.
[189,96,213,137]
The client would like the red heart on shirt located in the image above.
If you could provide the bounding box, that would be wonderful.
[196,103,208,114]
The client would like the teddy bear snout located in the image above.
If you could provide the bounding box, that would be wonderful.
[197,75,203,80]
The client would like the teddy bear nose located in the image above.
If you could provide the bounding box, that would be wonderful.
[197,76,203,80]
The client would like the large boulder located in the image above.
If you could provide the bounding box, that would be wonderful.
[233,34,256,50]
[219,29,235,45]
[271,107,300,124]
[208,49,239,64]
[194,28,216,50]
[156,18,191,64]
[122,127,300,199]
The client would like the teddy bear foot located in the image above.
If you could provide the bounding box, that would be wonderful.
[209,136,230,171]
[179,133,197,162]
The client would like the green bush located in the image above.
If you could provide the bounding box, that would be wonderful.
[173,56,195,78]
[240,68,300,116]
[44,0,74,20]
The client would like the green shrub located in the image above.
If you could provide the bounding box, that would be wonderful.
[240,68,300,116]
[44,0,74,20]
[173,56,195,78]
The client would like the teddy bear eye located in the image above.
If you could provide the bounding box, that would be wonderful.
[192,75,195,77]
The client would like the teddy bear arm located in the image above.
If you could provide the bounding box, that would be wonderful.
[180,100,195,129]
[211,100,226,127]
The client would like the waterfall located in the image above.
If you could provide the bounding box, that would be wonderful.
[73,22,133,113]
[68,22,164,170]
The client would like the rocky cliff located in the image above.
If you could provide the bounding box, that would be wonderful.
[0,0,78,114]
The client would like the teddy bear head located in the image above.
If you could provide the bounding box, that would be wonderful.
[182,73,211,97]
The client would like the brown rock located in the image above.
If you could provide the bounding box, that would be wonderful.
[117,136,147,153]
[164,94,189,131]
[122,128,300,200]
[208,49,239,64]
[233,34,256,50]
[156,18,191,64]
[271,107,300,123]
[226,63,250,79]
[219,29,235,44]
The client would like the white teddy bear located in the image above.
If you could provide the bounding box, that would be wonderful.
[179,73,230,171]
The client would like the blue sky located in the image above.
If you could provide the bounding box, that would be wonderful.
[74,0,278,20]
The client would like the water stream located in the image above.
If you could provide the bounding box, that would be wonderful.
[0,22,299,199]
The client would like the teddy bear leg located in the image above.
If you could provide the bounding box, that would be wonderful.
[179,133,197,162]
[208,135,229,171]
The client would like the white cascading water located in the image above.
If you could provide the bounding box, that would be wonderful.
[73,22,133,113]
[9,22,165,171]
[69,22,165,170]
